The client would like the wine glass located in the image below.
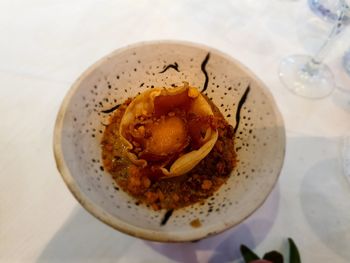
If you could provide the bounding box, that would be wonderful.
[308,0,350,23]
[343,48,350,75]
[342,137,350,184]
[279,0,349,99]
[308,0,350,77]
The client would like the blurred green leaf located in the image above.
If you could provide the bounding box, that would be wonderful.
[263,251,284,263]
[288,238,301,263]
[240,245,260,262]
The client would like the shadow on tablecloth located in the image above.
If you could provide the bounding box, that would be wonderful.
[37,206,136,262]
[146,184,280,263]
[39,124,284,262]
[284,135,350,262]
[37,183,279,263]
[300,157,350,261]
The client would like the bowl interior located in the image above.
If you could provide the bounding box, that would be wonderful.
[54,41,285,242]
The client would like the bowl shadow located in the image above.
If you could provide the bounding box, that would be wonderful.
[37,183,279,263]
[37,206,136,262]
[146,184,280,263]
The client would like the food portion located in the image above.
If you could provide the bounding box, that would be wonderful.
[119,84,218,178]
[101,83,237,210]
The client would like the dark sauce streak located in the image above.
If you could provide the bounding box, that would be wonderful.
[200,53,210,93]
[160,209,174,226]
[101,104,121,114]
[159,62,179,73]
[233,85,250,134]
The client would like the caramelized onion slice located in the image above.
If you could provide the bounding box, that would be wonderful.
[160,130,218,178]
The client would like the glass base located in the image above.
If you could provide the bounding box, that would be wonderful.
[279,55,335,99]
[342,137,350,184]
[343,49,350,75]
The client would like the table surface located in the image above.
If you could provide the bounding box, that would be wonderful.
[1,1,350,262]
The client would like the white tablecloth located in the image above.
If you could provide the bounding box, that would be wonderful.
[1,1,350,262]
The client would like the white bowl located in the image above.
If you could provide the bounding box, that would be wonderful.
[54,40,285,242]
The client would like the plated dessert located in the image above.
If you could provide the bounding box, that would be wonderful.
[54,41,285,241]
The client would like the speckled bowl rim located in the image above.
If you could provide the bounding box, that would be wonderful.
[53,40,286,242]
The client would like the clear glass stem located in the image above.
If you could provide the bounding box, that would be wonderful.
[305,0,348,74]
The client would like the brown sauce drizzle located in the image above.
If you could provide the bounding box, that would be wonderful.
[200,53,210,93]
[101,104,121,114]
[161,209,174,226]
[233,85,250,134]
[159,62,180,73]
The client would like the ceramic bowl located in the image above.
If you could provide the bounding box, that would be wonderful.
[54,40,285,242]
